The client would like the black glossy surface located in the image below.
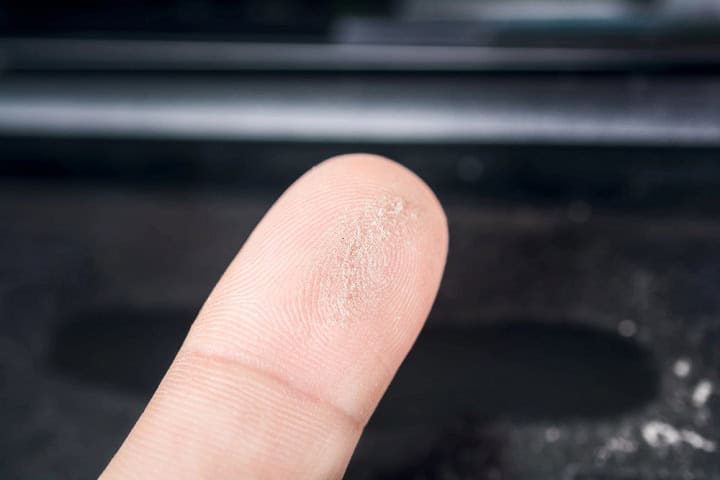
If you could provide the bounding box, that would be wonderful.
[1,143,719,478]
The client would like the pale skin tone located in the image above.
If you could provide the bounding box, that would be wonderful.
[100,154,449,479]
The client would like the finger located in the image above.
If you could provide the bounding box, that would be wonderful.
[100,154,448,479]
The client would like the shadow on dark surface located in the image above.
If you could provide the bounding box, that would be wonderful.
[374,320,659,426]
[351,321,659,479]
[373,424,506,480]
[50,308,195,397]
[50,310,659,423]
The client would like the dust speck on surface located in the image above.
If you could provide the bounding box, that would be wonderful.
[673,358,692,378]
[692,380,713,408]
[596,433,638,462]
[608,436,637,453]
[617,319,637,337]
[641,421,716,452]
[641,421,681,448]
[680,429,717,452]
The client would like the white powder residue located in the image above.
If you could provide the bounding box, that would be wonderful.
[605,436,637,453]
[692,380,713,408]
[641,421,716,452]
[642,421,681,447]
[681,429,717,452]
[673,358,692,378]
[319,195,413,323]
[597,434,638,461]
[390,198,404,215]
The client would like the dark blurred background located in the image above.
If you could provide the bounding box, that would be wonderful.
[1,1,720,479]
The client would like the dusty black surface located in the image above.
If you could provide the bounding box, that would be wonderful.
[1,143,720,479]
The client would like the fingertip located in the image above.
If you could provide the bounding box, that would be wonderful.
[194,151,449,418]
[307,152,448,255]
[103,153,450,479]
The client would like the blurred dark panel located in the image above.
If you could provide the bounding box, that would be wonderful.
[2,0,720,71]
[0,0,334,35]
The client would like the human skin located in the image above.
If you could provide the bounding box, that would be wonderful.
[100,154,449,479]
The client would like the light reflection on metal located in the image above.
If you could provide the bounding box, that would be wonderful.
[0,76,718,145]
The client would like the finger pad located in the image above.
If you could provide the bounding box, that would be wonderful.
[187,154,448,422]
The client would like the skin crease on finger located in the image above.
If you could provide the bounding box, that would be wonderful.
[101,154,448,479]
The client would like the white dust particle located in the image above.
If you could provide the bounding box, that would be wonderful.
[641,421,716,452]
[681,429,717,452]
[606,436,637,453]
[642,421,680,448]
[544,427,561,443]
[673,358,692,378]
[597,434,638,462]
[692,380,713,408]
[617,319,637,337]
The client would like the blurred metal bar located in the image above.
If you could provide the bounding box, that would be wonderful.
[2,38,720,72]
[0,75,719,145]
[400,0,639,21]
